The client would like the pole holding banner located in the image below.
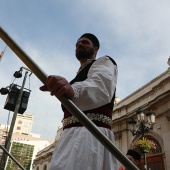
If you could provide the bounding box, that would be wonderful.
[0,26,139,170]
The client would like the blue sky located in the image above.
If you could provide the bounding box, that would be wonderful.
[0,0,170,140]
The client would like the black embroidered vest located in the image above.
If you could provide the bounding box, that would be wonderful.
[62,56,116,129]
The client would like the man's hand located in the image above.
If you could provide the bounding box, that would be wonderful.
[40,75,74,99]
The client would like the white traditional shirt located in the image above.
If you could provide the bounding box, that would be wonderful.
[71,55,118,111]
[48,55,118,170]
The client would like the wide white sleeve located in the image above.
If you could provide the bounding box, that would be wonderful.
[71,56,118,111]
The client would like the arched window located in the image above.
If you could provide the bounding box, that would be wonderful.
[132,135,165,170]
[132,135,162,155]
[36,167,39,170]
[43,164,47,170]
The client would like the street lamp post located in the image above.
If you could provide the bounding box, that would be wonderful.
[0,67,31,169]
[128,109,156,170]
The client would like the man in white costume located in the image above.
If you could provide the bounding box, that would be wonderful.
[40,33,118,170]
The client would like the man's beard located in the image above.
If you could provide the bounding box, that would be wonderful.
[76,47,95,60]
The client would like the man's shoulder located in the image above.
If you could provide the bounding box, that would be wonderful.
[97,55,117,66]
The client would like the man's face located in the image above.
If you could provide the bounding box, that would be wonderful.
[75,37,97,60]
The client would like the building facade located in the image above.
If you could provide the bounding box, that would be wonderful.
[32,142,56,170]
[112,68,170,170]
[0,113,53,170]
[13,113,34,135]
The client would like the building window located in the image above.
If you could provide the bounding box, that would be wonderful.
[18,120,22,124]
[43,165,47,170]
[17,126,21,130]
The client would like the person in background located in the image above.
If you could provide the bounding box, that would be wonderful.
[40,33,118,170]
[126,149,141,168]
[119,149,141,170]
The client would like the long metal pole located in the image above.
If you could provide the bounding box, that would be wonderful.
[0,26,139,170]
[144,152,147,170]
[141,125,147,170]
[0,71,28,169]
[0,145,26,170]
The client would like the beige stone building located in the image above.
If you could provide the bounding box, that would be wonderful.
[112,68,170,170]
[0,113,53,170]
[13,113,34,135]
[0,124,9,158]
[33,68,170,170]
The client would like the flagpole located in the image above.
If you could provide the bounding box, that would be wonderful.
[0,26,139,170]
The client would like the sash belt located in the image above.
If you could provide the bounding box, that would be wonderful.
[62,113,112,130]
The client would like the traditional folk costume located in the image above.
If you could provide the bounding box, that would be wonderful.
[48,55,118,170]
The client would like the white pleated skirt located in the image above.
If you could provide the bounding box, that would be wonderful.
[48,127,118,170]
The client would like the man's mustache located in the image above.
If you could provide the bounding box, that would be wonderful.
[77,45,85,50]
